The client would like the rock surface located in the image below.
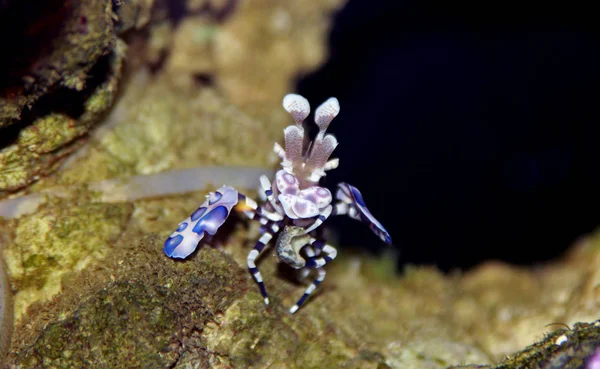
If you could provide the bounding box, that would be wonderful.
[0,257,11,363]
[3,191,600,368]
[0,0,154,197]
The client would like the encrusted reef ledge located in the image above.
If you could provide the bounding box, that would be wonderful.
[489,320,600,369]
[6,233,249,368]
[2,185,600,368]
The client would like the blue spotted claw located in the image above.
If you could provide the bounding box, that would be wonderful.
[335,183,392,245]
[164,186,239,258]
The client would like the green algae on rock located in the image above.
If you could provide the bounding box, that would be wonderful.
[0,0,154,128]
[6,234,248,368]
[0,0,117,127]
[480,320,600,369]
[1,194,133,320]
[0,256,11,365]
[0,0,154,198]
[36,69,285,188]
[0,38,127,198]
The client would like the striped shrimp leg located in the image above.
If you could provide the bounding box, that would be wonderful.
[247,222,281,305]
[289,238,336,314]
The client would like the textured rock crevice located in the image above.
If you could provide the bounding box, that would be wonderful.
[0,0,118,127]
[0,0,152,197]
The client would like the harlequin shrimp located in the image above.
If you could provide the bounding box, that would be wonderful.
[164,94,392,313]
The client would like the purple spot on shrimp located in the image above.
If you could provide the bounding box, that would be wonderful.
[284,173,296,184]
[283,186,298,195]
[177,222,188,232]
[294,201,308,214]
[209,191,223,205]
[190,207,207,221]
[301,193,317,203]
[292,198,318,217]
[164,234,184,257]
[193,206,229,235]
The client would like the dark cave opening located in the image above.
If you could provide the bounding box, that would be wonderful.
[295,0,600,271]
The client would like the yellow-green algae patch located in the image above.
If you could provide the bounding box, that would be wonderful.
[33,70,284,189]
[0,0,156,197]
[485,320,600,369]
[2,193,132,319]
[6,235,247,368]
[0,256,11,363]
[0,39,126,197]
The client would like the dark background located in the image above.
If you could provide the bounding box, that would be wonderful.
[296,1,600,271]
